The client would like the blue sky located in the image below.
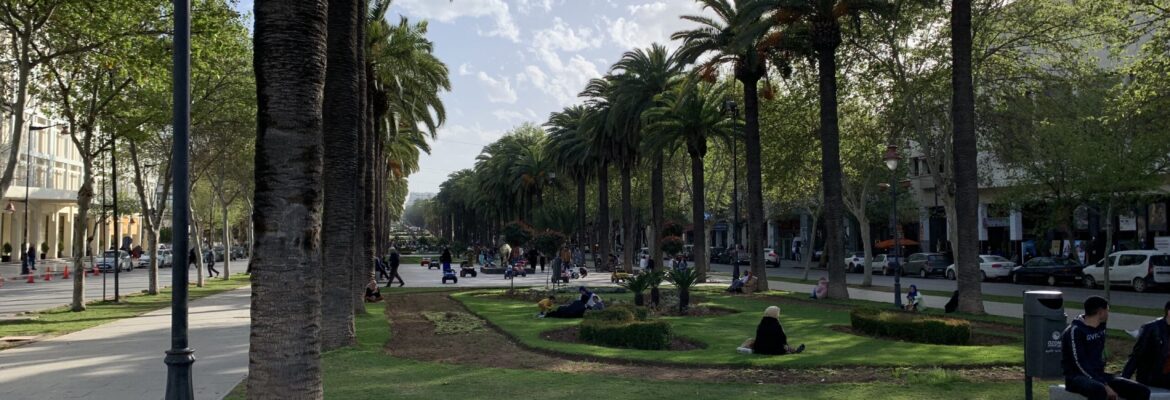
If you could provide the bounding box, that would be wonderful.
[233,0,709,194]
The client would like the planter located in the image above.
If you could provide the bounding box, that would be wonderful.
[1,255,10,262]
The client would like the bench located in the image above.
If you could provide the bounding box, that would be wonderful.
[1050,384,1170,399]
[741,276,759,295]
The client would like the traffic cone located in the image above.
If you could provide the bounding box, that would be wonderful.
[26,273,35,283]
[62,265,70,279]
[43,266,52,281]
[91,265,99,276]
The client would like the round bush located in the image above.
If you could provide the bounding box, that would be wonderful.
[850,308,972,345]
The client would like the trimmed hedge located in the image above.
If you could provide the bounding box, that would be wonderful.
[579,319,672,350]
[850,308,972,345]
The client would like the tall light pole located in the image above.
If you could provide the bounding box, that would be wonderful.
[883,145,903,309]
[24,124,65,275]
[721,99,740,279]
[165,0,195,397]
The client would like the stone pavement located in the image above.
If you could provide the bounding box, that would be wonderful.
[744,276,1158,332]
[0,286,251,400]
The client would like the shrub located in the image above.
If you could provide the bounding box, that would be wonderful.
[585,304,649,322]
[579,319,672,350]
[621,273,652,306]
[660,220,684,238]
[502,221,534,247]
[532,230,566,255]
[850,308,972,345]
[660,236,684,257]
[3,242,11,255]
[666,267,701,313]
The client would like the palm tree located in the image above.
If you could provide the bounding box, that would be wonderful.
[673,0,777,290]
[249,0,328,397]
[765,0,889,299]
[609,43,685,273]
[545,105,594,246]
[580,77,620,271]
[950,0,984,313]
[321,0,363,352]
[642,78,735,282]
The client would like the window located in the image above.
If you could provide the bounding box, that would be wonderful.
[982,256,1010,263]
[1151,256,1170,267]
[1118,254,1147,267]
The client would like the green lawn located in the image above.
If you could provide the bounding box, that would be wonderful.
[227,301,1038,400]
[454,290,1023,368]
[0,274,250,338]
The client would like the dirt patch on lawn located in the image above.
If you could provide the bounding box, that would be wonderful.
[540,326,707,351]
[383,291,1024,385]
[829,325,1019,346]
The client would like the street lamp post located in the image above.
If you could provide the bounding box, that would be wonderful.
[721,99,740,279]
[883,145,903,309]
[165,0,195,397]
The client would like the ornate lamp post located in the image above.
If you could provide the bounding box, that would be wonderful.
[721,99,740,279]
[165,0,195,397]
[883,145,903,309]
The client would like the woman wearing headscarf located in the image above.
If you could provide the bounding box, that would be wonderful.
[905,284,922,311]
[740,306,805,355]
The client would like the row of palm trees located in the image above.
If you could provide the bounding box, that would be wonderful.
[434,0,983,312]
[250,0,448,396]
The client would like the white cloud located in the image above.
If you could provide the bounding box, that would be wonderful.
[492,109,526,122]
[476,72,518,104]
[601,0,704,50]
[515,18,605,106]
[516,0,554,14]
[458,63,474,76]
[394,0,520,42]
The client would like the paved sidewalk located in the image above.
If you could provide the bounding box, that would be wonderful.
[0,286,251,400]
[748,276,1157,331]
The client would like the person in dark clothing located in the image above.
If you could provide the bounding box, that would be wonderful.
[542,299,587,319]
[539,253,546,272]
[1062,296,1150,400]
[387,248,404,287]
[375,256,390,282]
[750,306,804,355]
[26,246,36,271]
[1123,301,1170,389]
[527,249,539,272]
[364,279,383,302]
[205,249,219,277]
[189,248,198,269]
[440,248,453,269]
[577,286,593,303]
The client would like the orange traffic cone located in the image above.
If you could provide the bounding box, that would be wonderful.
[91,265,99,276]
[27,273,35,283]
[62,265,70,279]
[43,266,52,281]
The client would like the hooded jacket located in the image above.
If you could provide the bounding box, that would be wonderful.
[1062,315,1109,382]
[1123,317,1170,386]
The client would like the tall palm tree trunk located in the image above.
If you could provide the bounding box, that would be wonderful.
[650,154,664,272]
[621,163,636,273]
[690,152,708,281]
[815,18,848,299]
[741,75,768,292]
[248,1,328,397]
[598,165,611,271]
[576,177,586,246]
[320,0,361,351]
[951,0,984,313]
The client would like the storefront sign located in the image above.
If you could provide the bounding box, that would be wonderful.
[1120,212,1137,232]
[1150,203,1167,232]
[1156,237,1170,252]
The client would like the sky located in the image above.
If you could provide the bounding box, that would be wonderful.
[232,0,709,195]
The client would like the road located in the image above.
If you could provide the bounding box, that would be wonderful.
[0,259,249,316]
[708,259,1170,311]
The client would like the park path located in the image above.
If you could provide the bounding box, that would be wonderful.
[0,286,250,400]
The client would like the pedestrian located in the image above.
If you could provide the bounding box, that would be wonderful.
[539,252,546,273]
[1062,296,1150,400]
[387,247,404,287]
[205,249,219,278]
[189,248,198,269]
[1122,300,1170,389]
[375,256,390,282]
[26,245,36,271]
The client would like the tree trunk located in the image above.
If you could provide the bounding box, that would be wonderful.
[320,0,362,351]
[815,34,847,299]
[859,214,873,287]
[621,163,635,273]
[70,167,96,312]
[190,205,205,287]
[0,41,32,200]
[651,153,664,273]
[951,0,984,314]
[598,165,610,271]
[1103,200,1114,301]
[248,0,328,397]
[741,74,768,292]
[690,152,708,281]
[576,177,586,246]
[222,203,231,278]
[803,210,821,281]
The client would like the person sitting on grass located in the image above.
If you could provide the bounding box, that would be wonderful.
[810,277,828,299]
[905,285,922,311]
[364,279,383,303]
[726,271,753,293]
[577,286,594,303]
[542,297,588,319]
[738,306,804,355]
[587,294,605,311]
[537,295,556,316]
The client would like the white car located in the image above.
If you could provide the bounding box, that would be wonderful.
[845,252,865,273]
[846,253,892,274]
[764,248,780,266]
[1082,250,1170,293]
[945,255,1016,282]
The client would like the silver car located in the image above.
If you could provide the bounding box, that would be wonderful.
[97,250,133,272]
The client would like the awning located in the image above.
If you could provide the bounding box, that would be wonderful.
[875,239,919,249]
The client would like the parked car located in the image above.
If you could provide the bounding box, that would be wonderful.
[1082,250,1170,292]
[709,247,727,263]
[902,253,953,278]
[945,255,1016,282]
[97,250,133,272]
[764,248,780,267]
[158,249,173,268]
[845,252,866,273]
[230,246,246,260]
[1010,256,1085,286]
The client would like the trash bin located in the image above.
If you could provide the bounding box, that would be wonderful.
[1024,290,1067,379]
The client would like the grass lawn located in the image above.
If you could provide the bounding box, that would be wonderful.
[227,301,1038,400]
[0,274,250,338]
[454,290,1022,368]
[764,275,1162,317]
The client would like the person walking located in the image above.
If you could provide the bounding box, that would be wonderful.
[26,245,37,272]
[375,256,391,282]
[205,248,219,278]
[387,247,404,287]
[189,248,198,269]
